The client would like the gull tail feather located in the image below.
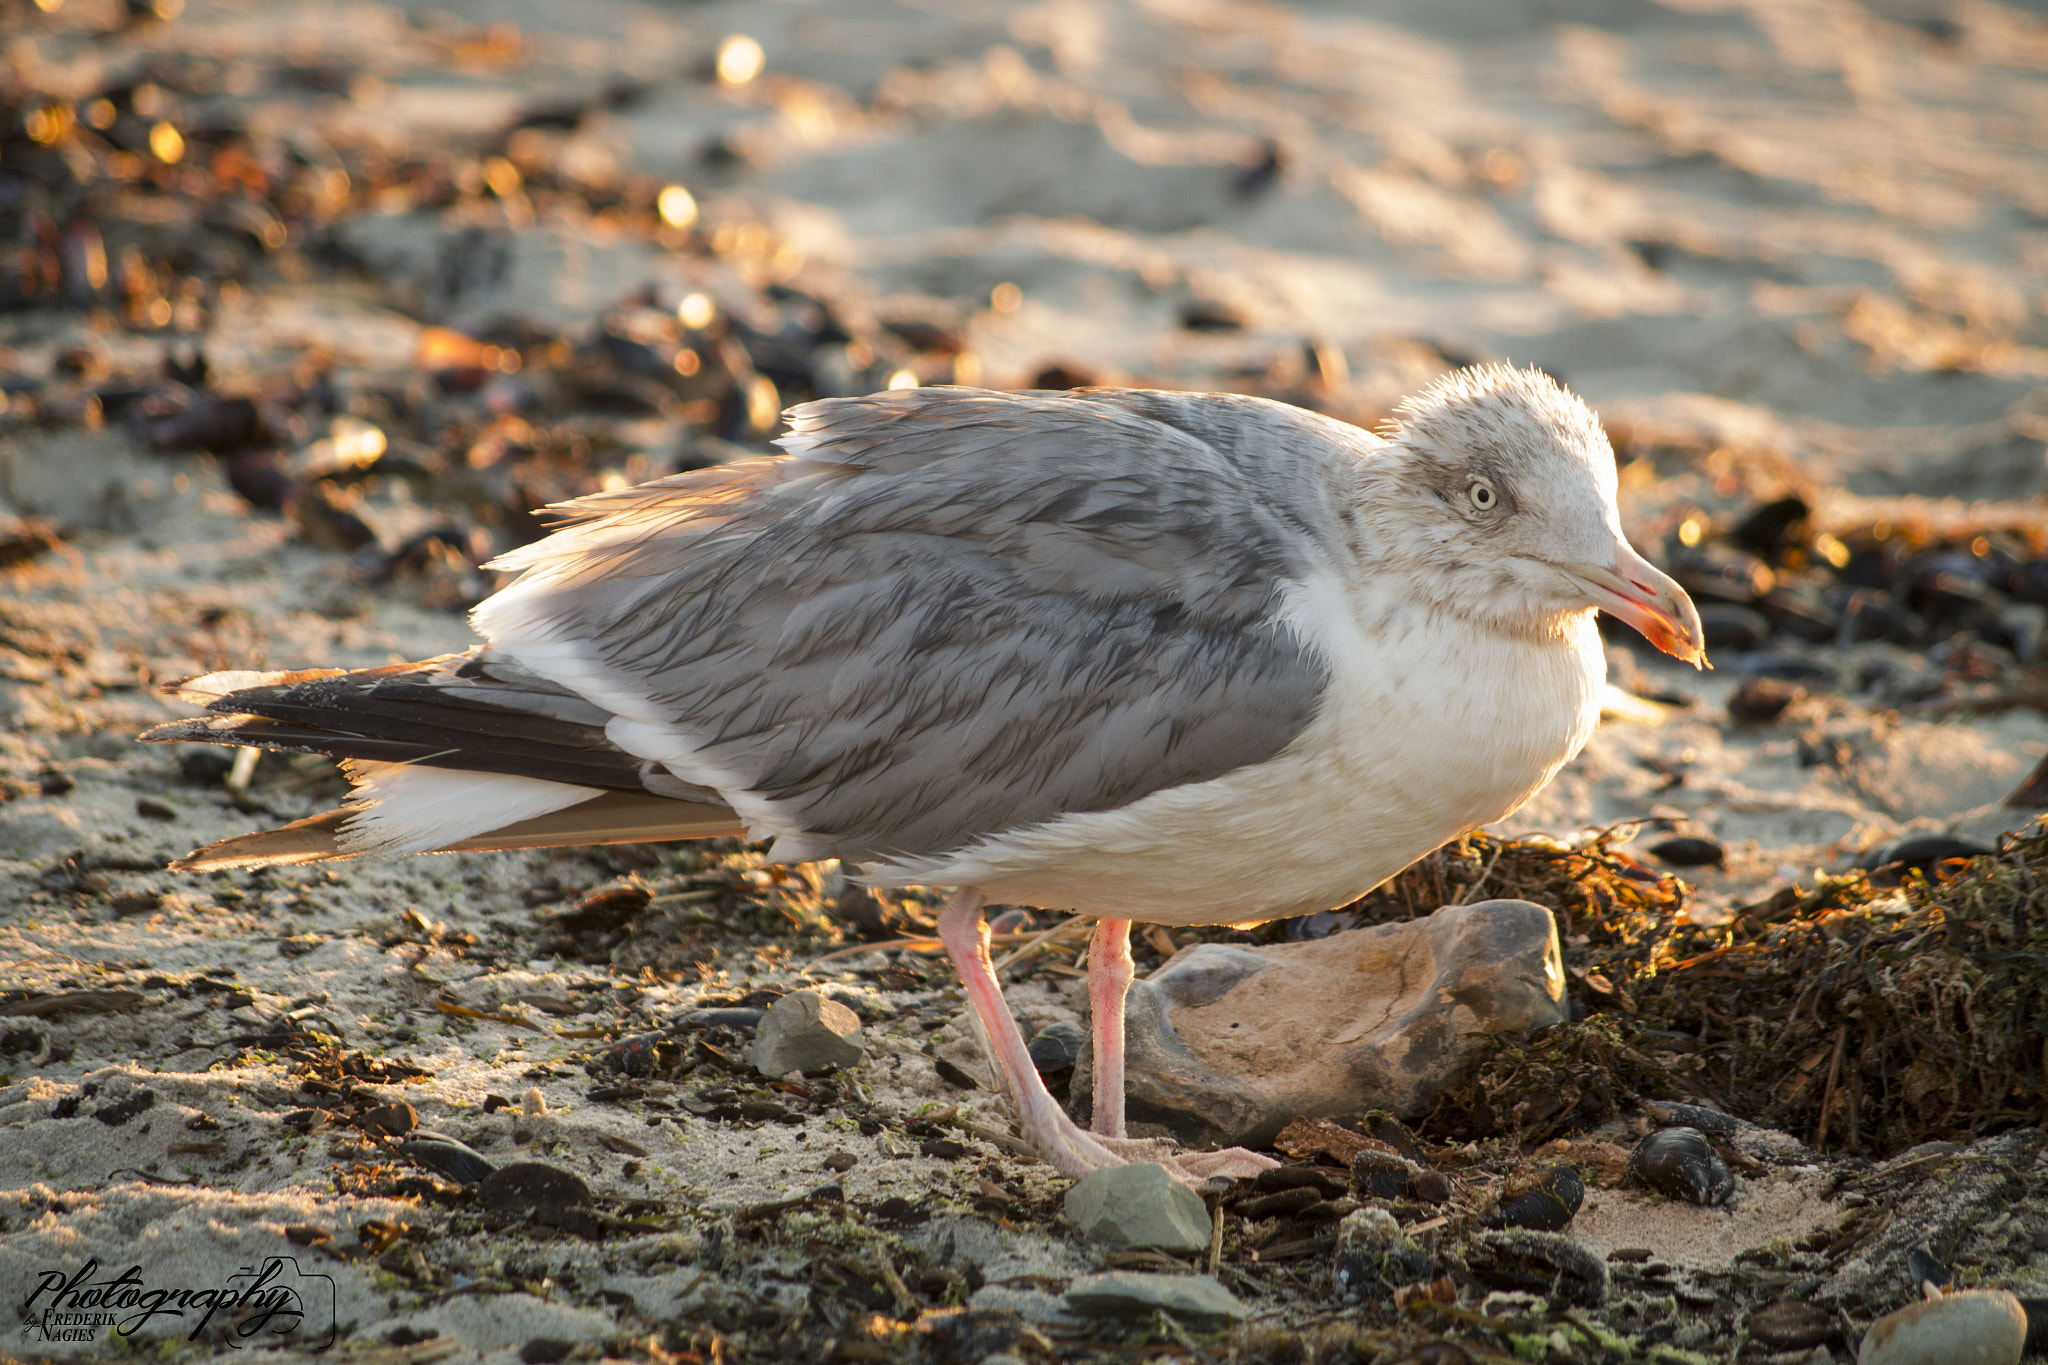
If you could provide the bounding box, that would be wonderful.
[169,790,747,872]
[144,650,749,871]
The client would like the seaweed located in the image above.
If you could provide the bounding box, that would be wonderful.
[1391,825,2048,1154]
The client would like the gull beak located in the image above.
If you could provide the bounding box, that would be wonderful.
[1560,542,1709,669]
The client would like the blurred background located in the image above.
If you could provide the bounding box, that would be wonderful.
[3,0,2048,674]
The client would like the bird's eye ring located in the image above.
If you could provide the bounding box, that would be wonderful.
[1468,479,1499,512]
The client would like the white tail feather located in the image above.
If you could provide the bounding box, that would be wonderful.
[337,761,603,856]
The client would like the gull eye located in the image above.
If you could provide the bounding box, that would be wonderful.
[1468,479,1499,512]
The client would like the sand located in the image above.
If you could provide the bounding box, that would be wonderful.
[5,0,2048,1358]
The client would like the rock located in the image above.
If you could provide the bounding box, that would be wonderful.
[749,988,865,1076]
[1096,900,1565,1147]
[1063,1272,1247,1325]
[1064,1162,1211,1253]
[1857,1291,2025,1365]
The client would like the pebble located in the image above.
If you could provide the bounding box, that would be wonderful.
[1063,1272,1248,1325]
[748,988,865,1076]
[1334,1207,1432,1302]
[360,1101,418,1136]
[1063,1162,1211,1253]
[1727,676,1805,725]
[1857,1291,2025,1365]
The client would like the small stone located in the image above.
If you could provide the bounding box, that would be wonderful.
[748,988,864,1076]
[1857,1291,2025,1365]
[521,1087,547,1115]
[1063,1272,1248,1325]
[1100,900,1566,1147]
[822,1150,858,1172]
[36,770,74,796]
[1064,1162,1211,1253]
[135,796,177,820]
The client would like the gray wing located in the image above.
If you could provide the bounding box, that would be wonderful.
[472,386,1373,864]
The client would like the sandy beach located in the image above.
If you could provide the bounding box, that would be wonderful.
[3,0,2048,1360]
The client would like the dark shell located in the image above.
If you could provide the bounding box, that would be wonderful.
[1745,1301,1837,1350]
[1647,837,1725,868]
[1026,1020,1086,1074]
[401,1137,496,1185]
[1352,1149,1422,1200]
[1626,1127,1734,1206]
[1483,1166,1583,1231]
[1857,836,1992,876]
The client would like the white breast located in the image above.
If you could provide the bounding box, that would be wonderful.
[883,569,1606,925]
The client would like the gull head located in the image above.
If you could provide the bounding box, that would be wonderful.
[1365,363,1707,668]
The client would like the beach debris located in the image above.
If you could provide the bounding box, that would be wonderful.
[1110,900,1566,1147]
[361,1100,419,1136]
[1063,1161,1210,1253]
[1856,836,1993,877]
[1063,1271,1249,1325]
[1027,1019,1086,1076]
[401,1135,497,1185]
[1352,1149,1425,1200]
[1727,676,1805,724]
[1626,1127,1734,1206]
[475,1162,597,1236]
[1857,1291,2025,1365]
[1459,1229,1608,1308]
[1482,1166,1584,1230]
[748,988,864,1075]
[1334,1207,1433,1303]
[1748,1301,1839,1350]
[1646,836,1724,868]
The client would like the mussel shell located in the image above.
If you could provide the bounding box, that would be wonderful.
[1352,1149,1421,1200]
[1482,1165,1584,1231]
[1626,1127,1734,1206]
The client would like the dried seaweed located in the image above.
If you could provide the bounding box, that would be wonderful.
[1389,826,2048,1154]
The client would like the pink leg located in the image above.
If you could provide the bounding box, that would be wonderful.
[938,889,1125,1176]
[937,890,1276,1182]
[1088,918,1133,1138]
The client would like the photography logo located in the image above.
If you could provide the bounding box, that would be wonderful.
[18,1257,336,1350]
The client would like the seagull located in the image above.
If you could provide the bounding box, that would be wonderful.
[143,365,1705,1180]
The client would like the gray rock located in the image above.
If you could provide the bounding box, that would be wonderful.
[1858,1292,2025,1365]
[749,989,865,1076]
[1063,1161,1211,1253]
[1086,899,1565,1147]
[1063,1272,1247,1325]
